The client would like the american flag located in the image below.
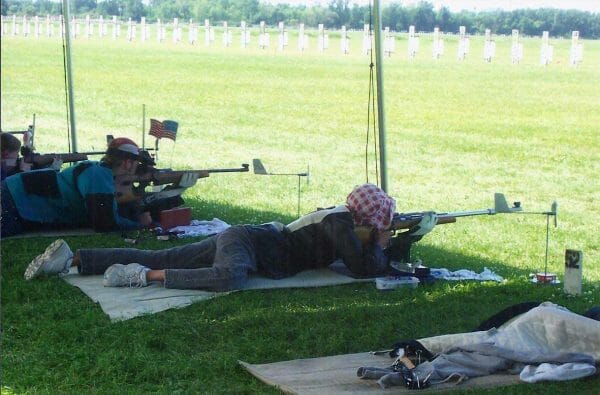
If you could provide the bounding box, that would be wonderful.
[149,119,178,141]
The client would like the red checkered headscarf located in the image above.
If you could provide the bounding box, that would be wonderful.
[346,183,396,231]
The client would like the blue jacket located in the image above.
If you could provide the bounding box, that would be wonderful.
[4,161,141,231]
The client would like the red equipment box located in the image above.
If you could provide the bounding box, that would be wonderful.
[159,207,192,229]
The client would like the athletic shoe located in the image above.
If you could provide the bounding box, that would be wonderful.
[24,239,73,280]
[103,263,149,288]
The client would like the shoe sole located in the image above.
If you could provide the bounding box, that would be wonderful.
[24,239,66,281]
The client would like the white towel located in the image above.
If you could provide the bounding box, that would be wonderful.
[520,362,597,383]
[430,267,503,282]
[169,218,230,238]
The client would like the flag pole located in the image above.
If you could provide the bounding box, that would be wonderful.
[62,0,77,153]
[373,0,388,192]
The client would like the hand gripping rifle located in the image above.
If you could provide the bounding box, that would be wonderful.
[383,193,525,263]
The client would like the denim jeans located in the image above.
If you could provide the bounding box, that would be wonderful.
[78,225,259,291]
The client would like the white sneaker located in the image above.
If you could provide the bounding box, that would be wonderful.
[24,239,73,280]
[103,263,149,288]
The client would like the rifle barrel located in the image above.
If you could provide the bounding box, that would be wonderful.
[204,164,250,173]
[75,151,106,156]
[439,209,496,217]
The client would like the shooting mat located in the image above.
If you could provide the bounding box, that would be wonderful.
[62,261,372,322]
[239,352,520,394]
[239,303,600,394]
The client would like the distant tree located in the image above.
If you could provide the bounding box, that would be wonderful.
[348,4,369,30]
[149,0,191,22]
[435,6,451,32]
[1,0,599,38]
[97,0,120,17]
[74,0,98,14]
[328,0,350,28]
[413,1,435,32]
[228,0,260,23]
[383,3,407,31]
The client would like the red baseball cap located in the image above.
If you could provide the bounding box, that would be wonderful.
[107,137,140,159]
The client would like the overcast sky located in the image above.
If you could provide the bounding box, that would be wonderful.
[265,1,600,13]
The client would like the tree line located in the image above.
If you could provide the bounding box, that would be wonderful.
[3,0,599,38]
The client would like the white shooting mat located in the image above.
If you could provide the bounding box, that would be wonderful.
[62,262,372,322]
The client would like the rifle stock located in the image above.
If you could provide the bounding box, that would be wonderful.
[355,213,457,247]
[148,169,210,185]
[391,213,457,230]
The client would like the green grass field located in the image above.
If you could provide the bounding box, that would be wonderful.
[1,29,599,393]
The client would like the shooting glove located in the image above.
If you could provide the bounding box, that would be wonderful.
[178,172,199,188]
[408,212,436,236]
[49,158,63,171]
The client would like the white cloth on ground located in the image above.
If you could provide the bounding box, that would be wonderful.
[169,218,230,238]
[430,267,503,282]
[519,362,597,383]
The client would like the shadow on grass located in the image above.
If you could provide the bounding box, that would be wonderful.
[0,194,586,296]
[415,243,534,279]
[2,196,598,393]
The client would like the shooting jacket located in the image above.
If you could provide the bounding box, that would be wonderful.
[255,205,388,279]
[4,161,141,231]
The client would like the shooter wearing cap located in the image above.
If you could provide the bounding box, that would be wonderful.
[1,137,152,238]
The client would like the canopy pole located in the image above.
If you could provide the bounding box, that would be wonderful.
[373,0,388,192]
[62,0,77,152]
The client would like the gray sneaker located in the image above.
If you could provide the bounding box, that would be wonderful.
[103,263,149,288]
[24,239,73,280]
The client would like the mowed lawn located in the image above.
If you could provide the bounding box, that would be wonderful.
[1,29,599,393]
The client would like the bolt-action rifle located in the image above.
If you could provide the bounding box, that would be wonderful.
[115,152,249,218]
[357,193,526,263]
[19,146,92,169]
